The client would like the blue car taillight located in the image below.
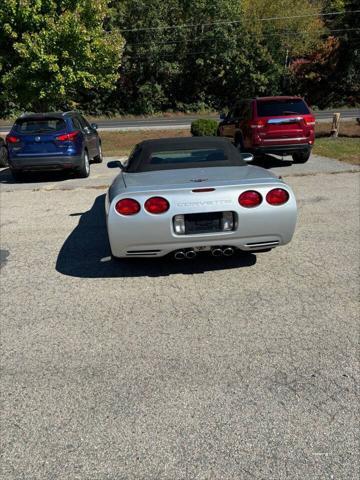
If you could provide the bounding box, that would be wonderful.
[6,135,20,144]
[55,130,80,142]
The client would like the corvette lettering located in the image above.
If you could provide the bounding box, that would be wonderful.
[176,199,232,207]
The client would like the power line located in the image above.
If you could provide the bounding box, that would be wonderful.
[124,38,360,60]
[119,10,360,33]
[124,28,360,49]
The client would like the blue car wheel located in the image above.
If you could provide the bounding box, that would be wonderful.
[0,145,8,167]
[77,149,90,178]
[93,142,103,164]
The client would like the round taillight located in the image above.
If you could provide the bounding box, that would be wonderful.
[115,198,140,215]
[238,190,262,208]
[6,135,20,144]
[266,188,289,206]
[144,197,169,214]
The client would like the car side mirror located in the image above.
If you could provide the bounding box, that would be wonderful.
[107,160,124,170]
[91,123,98,130]
[220,112,227,120]
[242,153,254,163]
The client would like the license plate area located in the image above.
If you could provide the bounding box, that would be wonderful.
[183,211,235,235]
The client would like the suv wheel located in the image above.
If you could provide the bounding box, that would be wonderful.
[77,150,90,178]
[93,142,103,163]
[292,151,311,164]
[0,145,8,167]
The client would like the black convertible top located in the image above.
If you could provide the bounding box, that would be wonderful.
[126,136,247,172]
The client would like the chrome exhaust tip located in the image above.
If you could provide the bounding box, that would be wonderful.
[174,251,186,260]
[211,248,223,257]
[223,247,234,257]
[185,250,197,259]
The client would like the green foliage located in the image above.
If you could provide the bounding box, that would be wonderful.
[109,0,327,114]
[0,0,123,114]
[241,0,326,57]
[0,0,357,116]
[191,119,218,136]
[290,0,360,107]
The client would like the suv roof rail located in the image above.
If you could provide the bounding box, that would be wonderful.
[62,110,78,116]
[20,112,35,117]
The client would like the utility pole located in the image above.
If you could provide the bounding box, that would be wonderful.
[284,48,289,69]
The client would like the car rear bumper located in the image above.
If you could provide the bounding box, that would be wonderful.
[110,236,288,258]
[253,143,312,156]
[9,155,82,171]
[107,193,298,258]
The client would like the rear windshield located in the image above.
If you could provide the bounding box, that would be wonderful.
[14,118,66,134]
[149,148,227,167]
[127,145,246,172]
[257,99,309,117]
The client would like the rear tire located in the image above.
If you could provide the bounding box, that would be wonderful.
[93,142,103,163]
[10,169,24,181]
[0,146,8,167]
[234,134,244,151]
[77,150,90,178]
[292,151,311,163]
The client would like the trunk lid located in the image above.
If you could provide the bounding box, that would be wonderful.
[261,116,307,142]
[120,165,280,193]
[13,133,67,155]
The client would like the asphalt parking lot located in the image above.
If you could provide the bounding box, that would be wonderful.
[1,154,359,479]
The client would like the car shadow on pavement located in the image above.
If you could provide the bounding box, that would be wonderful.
[0,167,75,184]
[250,155,293,169]
[56,194,257,278]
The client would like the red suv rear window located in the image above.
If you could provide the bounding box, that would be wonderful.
[257,99,310,117]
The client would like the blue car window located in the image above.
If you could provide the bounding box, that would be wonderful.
[80,116,92,129]
[15,118,66,133]
[72,117,82,131]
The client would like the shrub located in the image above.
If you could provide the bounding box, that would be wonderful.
[191,119,219,136]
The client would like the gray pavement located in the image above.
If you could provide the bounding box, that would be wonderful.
[0,156,359,479]
[0,153,359,193]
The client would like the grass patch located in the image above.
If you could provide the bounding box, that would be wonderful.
[101,129,190,156]
[102,128,360,165]
[315,121,360,138]
[313,137,360,164]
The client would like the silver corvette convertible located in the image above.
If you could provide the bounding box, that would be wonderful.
[106,137,297,259]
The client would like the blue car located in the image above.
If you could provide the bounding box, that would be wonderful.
[6,111,103,180]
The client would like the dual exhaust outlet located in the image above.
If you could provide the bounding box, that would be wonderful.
[174,247,235,260]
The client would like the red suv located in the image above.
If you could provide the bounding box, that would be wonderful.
[218,96,315,163]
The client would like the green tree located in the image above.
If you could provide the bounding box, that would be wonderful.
[109,0,327,114]
[326,0,360,105]
[0,0,123,114]
[109,0,281,113]
[241,0,326,58]
[108,0,185,114]
[290,0,360,107]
